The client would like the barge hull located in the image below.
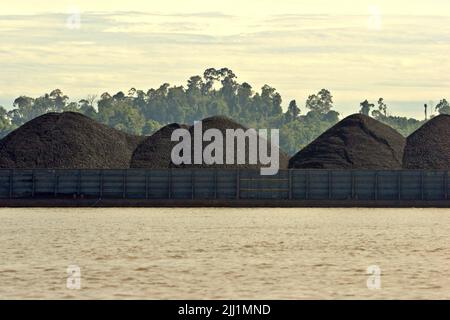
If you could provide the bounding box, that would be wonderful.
[1,169,449,207]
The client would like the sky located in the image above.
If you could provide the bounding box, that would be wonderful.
[0,0,449,118]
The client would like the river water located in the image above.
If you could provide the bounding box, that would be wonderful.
[0,208,449,299]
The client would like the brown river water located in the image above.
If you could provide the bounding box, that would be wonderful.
[0,208,449,299]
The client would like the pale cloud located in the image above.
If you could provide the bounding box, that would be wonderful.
[0,4,449,119]
[4,0,450,16]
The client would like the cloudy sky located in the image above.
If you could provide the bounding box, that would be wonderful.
[1,0,449,118]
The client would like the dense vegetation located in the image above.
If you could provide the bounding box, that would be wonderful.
[0,68,446,155]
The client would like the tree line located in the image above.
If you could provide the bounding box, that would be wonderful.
[0,68,446,155]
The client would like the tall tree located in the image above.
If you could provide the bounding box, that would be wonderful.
[306,89,333,114]
[287,100,300,120]
[237,82,252,112]
[187,76,203,97]
[377,98,387,116]
[49,89,69,112]
[435,99,450,115]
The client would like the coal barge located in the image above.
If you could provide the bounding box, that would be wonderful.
[0,168,449,208]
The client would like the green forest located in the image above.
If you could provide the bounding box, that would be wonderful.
[0,68,448,155]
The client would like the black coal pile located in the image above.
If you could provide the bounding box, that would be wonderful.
[130,123,189,169]
[0,112,143,169]
[131,116,289,169]
[403,115,450,169]
[289,114,406,169]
